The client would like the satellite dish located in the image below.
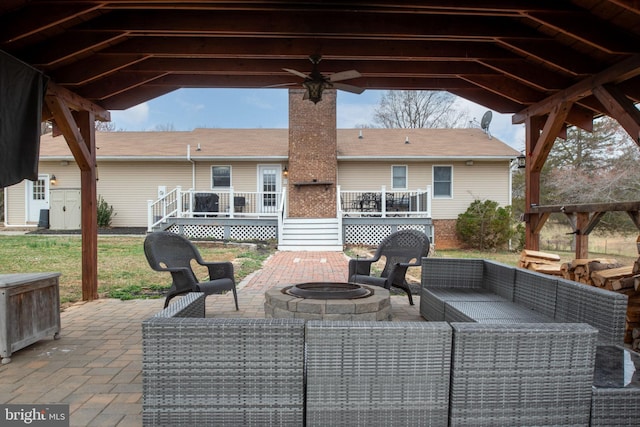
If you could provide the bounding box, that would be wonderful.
[480,110,493,139]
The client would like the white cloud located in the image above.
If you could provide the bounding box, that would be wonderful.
[337,102,377,128]
[244,94,276,110]
[110,103,150,129]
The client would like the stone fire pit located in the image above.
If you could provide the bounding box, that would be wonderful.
[264,282,391,321]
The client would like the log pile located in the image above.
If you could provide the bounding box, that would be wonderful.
[520,238,640,347]
[518,250,562,276]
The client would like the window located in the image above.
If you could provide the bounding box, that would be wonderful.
[391,165,407,189]
[32,178,45,200]
[212,166,231,188]
[433,166,452,198]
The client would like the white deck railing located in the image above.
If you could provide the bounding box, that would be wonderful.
[338,185,431,218]
[148,187,283,231]
[149,185,431,231]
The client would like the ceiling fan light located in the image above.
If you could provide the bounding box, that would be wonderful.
[303,80,324,104]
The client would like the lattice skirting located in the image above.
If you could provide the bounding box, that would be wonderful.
[344,223,433,246]
[166,222,431,246]
[167,224,277,241]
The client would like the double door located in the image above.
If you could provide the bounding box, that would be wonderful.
[50,189,81,230]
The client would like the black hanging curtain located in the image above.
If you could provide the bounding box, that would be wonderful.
[0,50,49,188]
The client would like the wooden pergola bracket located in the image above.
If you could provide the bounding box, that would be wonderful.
[592,84,640,147]
[517,54,640,256]
[530,202,640,258]
[43,85,102,301]
[530,101,573,172]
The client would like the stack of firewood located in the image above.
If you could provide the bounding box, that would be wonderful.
[518,249,562,275]
[520,238,640,348]
[560,258,624,288]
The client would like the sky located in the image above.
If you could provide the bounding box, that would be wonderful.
[110,88,526,151]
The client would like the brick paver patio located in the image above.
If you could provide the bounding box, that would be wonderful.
[0,251,422,426]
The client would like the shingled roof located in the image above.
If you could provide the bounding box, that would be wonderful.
[39,128,520,161]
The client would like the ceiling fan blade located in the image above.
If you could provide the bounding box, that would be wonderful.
[264,82,298,88]
[283,68,310,79]
[329,70,361,82]
[333,82,365,94]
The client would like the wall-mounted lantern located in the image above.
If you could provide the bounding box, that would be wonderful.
[283,166,289,177]
[50,174,57,186]
[516,154,526,169]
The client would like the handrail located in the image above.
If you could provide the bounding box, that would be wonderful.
[147,186,181,231]
[277,187,286,244]
[339,186,431,218]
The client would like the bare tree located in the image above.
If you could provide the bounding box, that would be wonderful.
[518,116,640,232]
[95,120,118,132]
[373,90,469,128]
[153,123,175,131]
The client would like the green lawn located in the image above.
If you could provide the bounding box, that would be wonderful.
[1,234,636,307]
[0,235,274,306]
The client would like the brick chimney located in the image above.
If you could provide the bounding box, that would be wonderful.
[287,88,337,218]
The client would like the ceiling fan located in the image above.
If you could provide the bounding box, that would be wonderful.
[282,55,364,104]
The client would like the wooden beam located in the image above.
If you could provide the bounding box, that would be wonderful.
[513,53,640,124]
[530,201,640,213]
[592,84,640,147]
[533,212,550,235]
[627,211,640,230]
[46,82,110,122]
[582,211,606,235]
[44,94,92,170]
[530,101,573,172]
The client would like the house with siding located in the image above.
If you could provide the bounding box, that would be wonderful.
[3,90,520,249]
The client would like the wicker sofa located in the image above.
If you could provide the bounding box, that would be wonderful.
[419,258,629,345]
[142,292,626,427]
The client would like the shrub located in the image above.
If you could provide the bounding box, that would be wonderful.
[456,199,514,250]
[97,195,116,227]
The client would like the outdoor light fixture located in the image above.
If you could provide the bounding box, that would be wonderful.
[50,175,57,185]
[303,80,324,104]
[517,154,526,169]
[283,166,289,177]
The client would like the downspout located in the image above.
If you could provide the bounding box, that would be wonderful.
[508,158,515,251]
[187,144,195,189]
[2,187,7,227]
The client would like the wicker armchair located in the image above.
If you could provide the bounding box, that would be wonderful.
[144,231,238,309]
[348,229,430,305]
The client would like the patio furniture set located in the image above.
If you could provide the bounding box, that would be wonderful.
[142,255,640,426]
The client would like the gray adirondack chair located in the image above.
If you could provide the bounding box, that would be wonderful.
[144,231,238,309]
[348,229,430,305]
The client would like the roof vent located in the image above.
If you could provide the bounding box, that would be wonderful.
[358,130,363,139]
[405,136,410,144]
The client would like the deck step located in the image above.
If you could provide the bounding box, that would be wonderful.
[278,218,342,251]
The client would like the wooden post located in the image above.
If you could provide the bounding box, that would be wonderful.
[77,111,99,301]
[524,116,542,251]
[575,212,590,259]
[44,84,107,301]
